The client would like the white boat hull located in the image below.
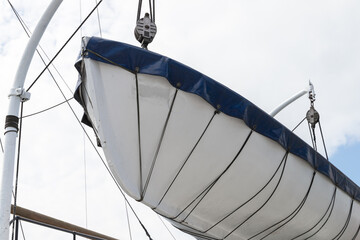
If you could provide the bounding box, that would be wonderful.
[75,37,360,240]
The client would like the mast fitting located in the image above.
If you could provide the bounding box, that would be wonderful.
[306,81,319,129]
[8,88,31,102]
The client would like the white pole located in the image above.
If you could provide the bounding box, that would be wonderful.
[269,82,314,117]
[0,0,63,239]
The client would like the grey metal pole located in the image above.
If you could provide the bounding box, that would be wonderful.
[0,0,63,239]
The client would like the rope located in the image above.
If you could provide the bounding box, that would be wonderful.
[148,0,153,21]
[83,133,88,228]
[19,220,26,240]
[11,102,24,240]
[152,0,155,22]
[157,215,177,240]
[136,0,143,21]
[255,171,316,240]
[94,0,103,37]
[331,199,353,240]
[22,98,74,119]
[290,187,336,240]
[318,121,329,161]
[136,0,155,22]
[124,201,133,240]
[204,151,288,234]
[223,152,289,239]
[141,90,178,199]
[303,189,336,239]
[79,0,83,37]
[292,117,306,132]
[26,0,103,91]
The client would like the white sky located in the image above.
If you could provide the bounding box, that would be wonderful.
[0,0,360,239]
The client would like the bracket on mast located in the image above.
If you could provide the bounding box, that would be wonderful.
[8,88,31,102]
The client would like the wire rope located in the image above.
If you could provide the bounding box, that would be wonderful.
[11,102,24,240]
[157,215,177,240]
[94,0,103,37]
[26,0,103,91]
[19,220,26,240]
[223,152,288,239]
[124,201,133,240]
[205,151,288,234]
[253,171,316,240]
[22,98,74,119]
[141,90,178,199]
[292,117,306,132]
[290,187,337,240]
[83,133,88,228]
[331,199,353,240]
[352,224,360,240]
[136,0,155,22]
[161,130,254,221]
[79,0,83,37]
[303,188,337,239]
[318,121,329,161]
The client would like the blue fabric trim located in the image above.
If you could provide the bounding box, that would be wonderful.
[75,36,360,201]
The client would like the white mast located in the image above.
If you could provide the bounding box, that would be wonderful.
[0,0,63,239]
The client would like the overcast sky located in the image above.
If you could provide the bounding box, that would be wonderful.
[0,0,360,239]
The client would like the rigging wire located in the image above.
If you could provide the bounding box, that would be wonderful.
[79,0,83,37]
[26,0,103,92]
[94,0,103,37]
[19,220,26,240]
[22,98,74,119]
[148,0,153,21]
[136,0,155,22]
[124,201,133,240]
[7,0,74,95]
[11,102,24,240]
[318,121,329,161]
[83,133,89,229]
[292,117,306,132]
[157,215,177,240]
